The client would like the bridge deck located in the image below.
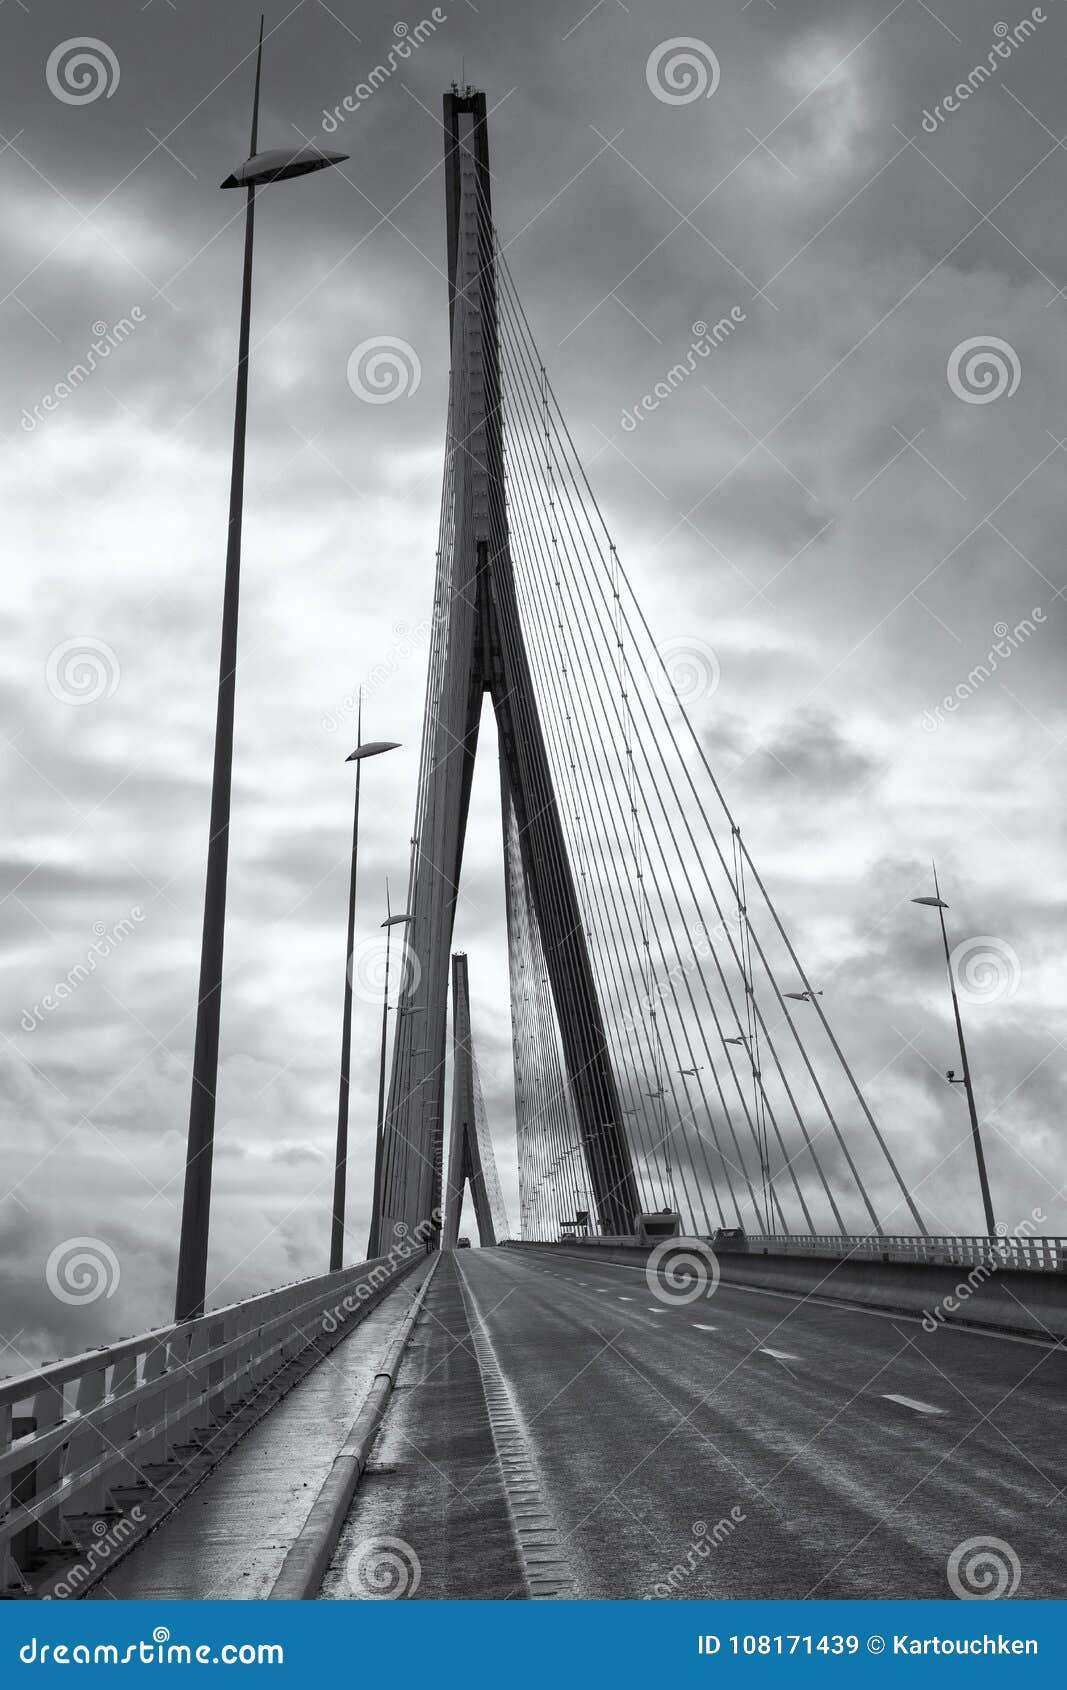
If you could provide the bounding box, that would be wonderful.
[97,1248,1066,1600]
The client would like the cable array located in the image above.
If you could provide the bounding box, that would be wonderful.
[376,117,925,1249]
[479,197,924,1242]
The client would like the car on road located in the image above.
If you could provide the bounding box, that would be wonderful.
[456,1236,471,1248]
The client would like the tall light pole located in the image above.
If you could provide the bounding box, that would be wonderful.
[175,22,347,1322]
[912,866,997,1237]
[330,709,400,1272]
[367,887,413,1259]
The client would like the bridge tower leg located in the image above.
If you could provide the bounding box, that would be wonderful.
[372,90,640,1250]
[444,953,498,1247]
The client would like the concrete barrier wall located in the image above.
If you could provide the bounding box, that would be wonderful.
[505,1240,1067,1341]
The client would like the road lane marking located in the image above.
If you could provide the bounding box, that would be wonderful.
[647,1307,666,1313]
[760,1347,799,1362]
[618,1296,633,1301]
[882,1393,947,1416]
[692,1323,717,1331]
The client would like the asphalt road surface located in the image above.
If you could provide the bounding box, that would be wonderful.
[326,1246,1065,1600]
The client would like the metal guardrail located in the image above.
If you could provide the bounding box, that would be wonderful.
[738,1233,1067,1271]
[0,1252,422,1594]
[543,1232,1067,1273]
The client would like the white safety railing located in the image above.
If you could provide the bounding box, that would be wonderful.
[738,1233,1067,1272]
[0,1252,423,1593]
[542,1232,1067,1273]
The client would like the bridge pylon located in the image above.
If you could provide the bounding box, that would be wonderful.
[372,89,640,1252]
[443,953,508,1246]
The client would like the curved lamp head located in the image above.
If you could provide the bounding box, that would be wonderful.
[221,145,348,189]
[382,912,414,929]
[346,740,400,763]
[912,896,949,909]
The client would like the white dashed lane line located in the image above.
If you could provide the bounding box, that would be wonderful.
[883,1393,948,1416]
[760,1347,800,1362]
[692,1323,717,1331]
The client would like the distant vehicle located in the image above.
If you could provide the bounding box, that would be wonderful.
[711,1227,748,1253]
[456,1236,471,1248]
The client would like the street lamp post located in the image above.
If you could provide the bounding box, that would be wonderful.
[367,888,413,1259]
[912,866,997,1237]
[330,711,400,1272]
[174,21,347,1322]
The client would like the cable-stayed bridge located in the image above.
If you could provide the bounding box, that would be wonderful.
[2,88,1065,1604]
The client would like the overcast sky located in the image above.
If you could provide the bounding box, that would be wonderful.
[3,0,1066,1366]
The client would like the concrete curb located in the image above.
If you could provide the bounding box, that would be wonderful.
[268,1254,440,1600]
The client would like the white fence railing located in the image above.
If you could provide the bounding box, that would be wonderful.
[737,1233,1067,1272]
[0,1252,423,1594]
[543,1232,1067,1273]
